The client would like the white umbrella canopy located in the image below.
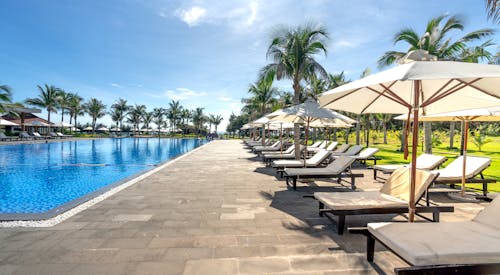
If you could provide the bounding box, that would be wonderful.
[110,127,121,132]
[97,127,109,132]
[83,126,93,131]
[0,119,18,126]
[320,61,500,115]
[319,61,500,222]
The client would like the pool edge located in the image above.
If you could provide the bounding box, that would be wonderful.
[0,140,211,227]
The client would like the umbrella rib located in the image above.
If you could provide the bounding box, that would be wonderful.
[321,87,363,106]
[379,82,410,107]
[455,79,500,100]
[365,86,410,108]
[422,79,455,105]
[422,78,482,107]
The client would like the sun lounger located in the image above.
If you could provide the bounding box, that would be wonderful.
[331,144,364,156]
[253,140,282,153]
[0,132,19,141]
[434,156,495,196]
[246,139,271,147]
[19,132,34,140]
[261,145,305,166]
[57,132,72,138]
[272,150,332,177]
[308,140,323,148]
[331,143,350,153]
[373,153,447,180]
[335,147,379,167]
[283,156,363,190]
[313,167,454,234]
[33,132,50,140]
[355,196,500,274]
[309,141,338,153]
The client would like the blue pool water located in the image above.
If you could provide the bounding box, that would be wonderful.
[0,138,205,214]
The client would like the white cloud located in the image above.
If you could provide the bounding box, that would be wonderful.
[110,83,122,88]
[218,96,232,102]
[333,40,357,49]
[171,1,261,30]
[175,6,207,27]
[165,88,207,100]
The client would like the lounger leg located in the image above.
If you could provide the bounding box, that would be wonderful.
[318,202,324,217]
[337,215,345,235]
[293,178,297,191]
[432,211,440,222]
[367,234,375,262]
[350,174,356,190]
[481,173,488,196]
[373,169,377,180]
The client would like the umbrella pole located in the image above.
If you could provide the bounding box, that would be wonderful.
[461,120,469,197]
[280,123,283,156]
[409,80,421,222]
[304,120,310,167]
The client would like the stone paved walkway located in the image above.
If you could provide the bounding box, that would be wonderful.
[0,140,488,274]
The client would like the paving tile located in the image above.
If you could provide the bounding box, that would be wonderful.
[163,248,213,260]
[238,257,291,274]
[130,261,186,275]
[100,237,152,249]
[183,259,237,275]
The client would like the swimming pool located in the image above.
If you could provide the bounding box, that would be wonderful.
[0,138,205,219]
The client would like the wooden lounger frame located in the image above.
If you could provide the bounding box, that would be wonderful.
[349,227,500,275]
[316,174,454,235]
[284,169,364,191]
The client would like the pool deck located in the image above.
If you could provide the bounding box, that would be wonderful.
[0,140,489,274]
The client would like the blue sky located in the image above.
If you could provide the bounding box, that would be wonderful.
[0,0,498,131]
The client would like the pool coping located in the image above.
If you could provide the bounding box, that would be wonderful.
[0,139,210,227]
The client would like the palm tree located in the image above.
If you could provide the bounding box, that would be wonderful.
[180,109,191,134]
[260,24,329,159]
[84,98,107,134]
[0,85,12,113]
[142,112,153,133]
[485,0,499,24]
[25,84,61,131]
[327,72,350,89]
[67,93,83,132]
[378,14,494,154]
[376,113,393,144]
[56,89,72,125]
[167,100,182,133]
[153,107,166,138]
[305,73,327,100]
[109,109,122,131]
[111,98,130,130]
[191,107,205,135]
[378,14,494,67]
[212,115,223,133]
[243,79,280,115]
[127,104,146,135]
[207,114,215,133]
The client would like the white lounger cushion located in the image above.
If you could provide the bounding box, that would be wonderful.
[314,191,407,210]
[373,154,447,173]
[368,221,500,265]
[285,156,355,177]
[436,156,491,181]
[273,150,330,168]
[355,148,379,159]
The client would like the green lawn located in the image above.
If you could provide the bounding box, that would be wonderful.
[367,134,500,193]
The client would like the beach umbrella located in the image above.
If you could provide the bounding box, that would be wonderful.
[83,126,93,131]
[97,127,109,132]
[110,127,121,132]
[319,60,500,221]
[395,106,500,196]
[0,119,18,126]
[268,98,356,165]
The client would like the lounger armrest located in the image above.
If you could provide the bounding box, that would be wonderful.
[395,263,500,275]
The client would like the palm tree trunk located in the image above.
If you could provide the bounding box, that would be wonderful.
[293,78,301,159]
[423,122,432,154]
[383,123,388,144]
[449,122,455,148]
[355,115,360,145]
[47,110,51,133]
[92,118,96,135]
